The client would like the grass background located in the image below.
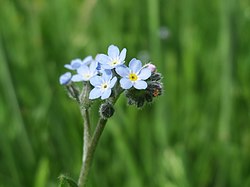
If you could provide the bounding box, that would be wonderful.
[1,0,250,186]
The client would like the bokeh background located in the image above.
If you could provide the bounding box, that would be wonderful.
[1,0,250,186]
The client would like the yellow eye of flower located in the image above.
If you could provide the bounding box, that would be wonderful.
[129,73,138,81]
[111,60,118,66]
[84,74,90,78]
[101,83,108,90]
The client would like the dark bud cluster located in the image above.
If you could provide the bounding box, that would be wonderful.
[99,102,115,119]
[125,72,163,108]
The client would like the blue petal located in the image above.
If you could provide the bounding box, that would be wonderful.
[104,69,112,76]
[102,70,112,81]
[110,77,117,88]
[89,61,98,72]
[129,58,142,73]
[71,59,82,69]
[115,65,129,77]
[101,89,111,100]
[71,74,84,82]
[96,63,102,70]
[96,54,110,65]
[138,68,151,80]
[120,78,133,89]
[77,65,89,74]
[59,72,72,85]
[119,48,127,61]
[90,76,102,86]
[82,56,93,65]
[108,45,119,58]
[134,80,147,89]
[100,63,112,69]
[89,88,102,99]
[64,64,74,70]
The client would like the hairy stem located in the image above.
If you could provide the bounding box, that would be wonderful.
[78,118,107,187]
[78,87,123,187]
[78,83,92,187]
[78,108,91,187]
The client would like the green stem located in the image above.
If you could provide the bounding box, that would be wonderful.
[77,87,123,187]
[78,83,92,187]
[78,118,107,187]
[78,108,91,187]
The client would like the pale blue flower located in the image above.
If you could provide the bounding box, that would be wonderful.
[89,71,117,100]
[96,45,127,69]
[64,56,93,70]
[71,60,98,82]
[115,58,151,90]
[59,72,72,85]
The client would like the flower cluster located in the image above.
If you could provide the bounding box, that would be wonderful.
[59,45,163,107]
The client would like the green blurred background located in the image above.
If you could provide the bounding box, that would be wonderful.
[1,0,250,186]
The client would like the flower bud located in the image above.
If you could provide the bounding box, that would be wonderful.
[149,72,162,81]
[59,72,72,85]
[144,63,156,73]
[99,102,115,119]
[147,81,163,97]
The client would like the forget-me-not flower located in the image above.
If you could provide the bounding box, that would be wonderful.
[115,58,151,90]
[59,72,72,85]
[64,56,93,70]
[96,45,127,69]
[89,71,117,100]
[71,60,98,82]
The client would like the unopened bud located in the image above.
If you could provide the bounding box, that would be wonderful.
[99,102,115,119]
[147,82,163,97]
[149,72,162,81]
[144,63,156,73]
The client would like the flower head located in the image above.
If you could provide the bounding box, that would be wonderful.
[64,56,93,70]
[96,45,127,69]
[71,61,98,82]
[89,71,117,100]
[115,58,151,90]
[59,72,72,85]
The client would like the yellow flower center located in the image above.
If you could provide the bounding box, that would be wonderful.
[84,74,90,79]
[111,59,118,66]
[101,83,108,90]
[129,73,138,81]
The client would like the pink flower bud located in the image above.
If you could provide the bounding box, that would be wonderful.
[144,63,156,73]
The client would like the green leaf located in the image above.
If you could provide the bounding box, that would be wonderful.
[58,174,78,187]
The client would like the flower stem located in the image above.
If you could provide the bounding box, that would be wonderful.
[78,117,107,187]
[78,108,91,187]
[78,86,123,187]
